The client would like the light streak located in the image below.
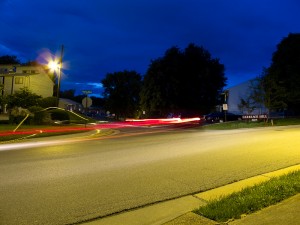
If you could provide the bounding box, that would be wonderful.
[0,118,201,151]
[0,139,72,151]
[125,117,201,126]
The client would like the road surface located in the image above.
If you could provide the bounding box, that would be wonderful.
[1,125,300,225]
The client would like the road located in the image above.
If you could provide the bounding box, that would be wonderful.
[1,125,300,225]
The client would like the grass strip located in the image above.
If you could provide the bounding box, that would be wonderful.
[0,124,92,142]
[0,130,89,142]
[194,170,300,222]
[202,118,300,130]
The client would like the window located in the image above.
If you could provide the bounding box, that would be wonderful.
[15,77,24,84]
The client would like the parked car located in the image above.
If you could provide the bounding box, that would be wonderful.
[204,112,242,123]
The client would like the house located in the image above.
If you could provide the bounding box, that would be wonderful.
[59,98,83,112]
[0,64,54,98]
[225,79,268,115]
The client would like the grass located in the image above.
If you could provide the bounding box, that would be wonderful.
[202,118,300,130]
[194,170,300,222]
[0,108,100,142]
[0,124,91,142]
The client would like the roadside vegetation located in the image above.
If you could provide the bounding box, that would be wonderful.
[194,170,300,222]
[0,108,99,142]
[0,125,92,142]
[202,118,300,130]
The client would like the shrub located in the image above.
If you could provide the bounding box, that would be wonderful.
[9,107,32,125]
[28,106,51,125]
[38,97,57,108]
[50,109,70,121]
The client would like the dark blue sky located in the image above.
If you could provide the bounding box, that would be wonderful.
[1,0,300,96]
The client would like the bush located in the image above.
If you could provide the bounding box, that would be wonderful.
[38,97,57,108]
[28,106,51,125]
[50,109,70,121]
[9,107,32,125]
[9,114,30,124]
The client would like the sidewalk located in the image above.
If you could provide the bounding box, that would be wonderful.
[83,164,300,225]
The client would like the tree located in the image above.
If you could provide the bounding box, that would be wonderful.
[182,44,226,113]
[101,70,142,119]
[140,47,184,116]
[238,98,255,114]
[60,89,76,99]
[261,68,287,113]
[0,55,21,64]
[262,33,300,114]
[90,96,105,107]
[238,77,266,114]
[140,43,226,117]
[6,88,42,108]
[37,96,57,108]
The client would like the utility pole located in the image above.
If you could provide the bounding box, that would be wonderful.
[57,45,64,107]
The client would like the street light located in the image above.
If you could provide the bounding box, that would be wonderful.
[48,45,64,107]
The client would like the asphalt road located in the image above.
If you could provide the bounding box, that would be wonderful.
[1,125,300,225]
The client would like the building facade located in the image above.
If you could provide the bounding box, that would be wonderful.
[59,98,83,112]
[0,64,54,98]
[226,79,267,115]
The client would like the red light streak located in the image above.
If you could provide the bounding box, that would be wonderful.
[0,117,200,139]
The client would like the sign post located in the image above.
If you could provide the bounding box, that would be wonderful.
[82,90,93,109]
[221,90,229,122]
[223,104,228,122]
[82,97,92,109]
[82,90,92,127]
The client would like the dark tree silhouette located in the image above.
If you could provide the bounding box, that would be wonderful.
[262,33,300,114]
[101,70,142,119]
[140,43,226,117]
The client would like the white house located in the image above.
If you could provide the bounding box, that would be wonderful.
[0,64,54,98]
[226,79,268,115]
[59,98,83,112]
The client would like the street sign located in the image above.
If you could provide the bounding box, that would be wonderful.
[82,97,92,108]
[242,114,267,119]
[82,90,92,95]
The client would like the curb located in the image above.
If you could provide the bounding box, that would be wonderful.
[83,164,300,225]
[165,164,300,225]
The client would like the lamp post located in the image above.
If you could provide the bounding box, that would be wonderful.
[48,45,64,107]
[57,45,64,107]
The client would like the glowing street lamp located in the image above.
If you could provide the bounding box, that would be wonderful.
[48,60,60,71]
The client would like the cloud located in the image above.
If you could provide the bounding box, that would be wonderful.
[61,82,103,96]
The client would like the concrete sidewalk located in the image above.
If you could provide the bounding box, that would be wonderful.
[83,164,300,225]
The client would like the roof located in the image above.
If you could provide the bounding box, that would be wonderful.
[59,98,82,106]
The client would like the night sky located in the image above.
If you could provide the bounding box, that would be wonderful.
[1,0,300,97]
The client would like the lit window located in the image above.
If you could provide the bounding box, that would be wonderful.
[15,77,24,84]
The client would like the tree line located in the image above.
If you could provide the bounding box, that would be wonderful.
[102,34,300,119]
[102,43,226,119]
[2,34,300,120]
[239,33,300,116]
